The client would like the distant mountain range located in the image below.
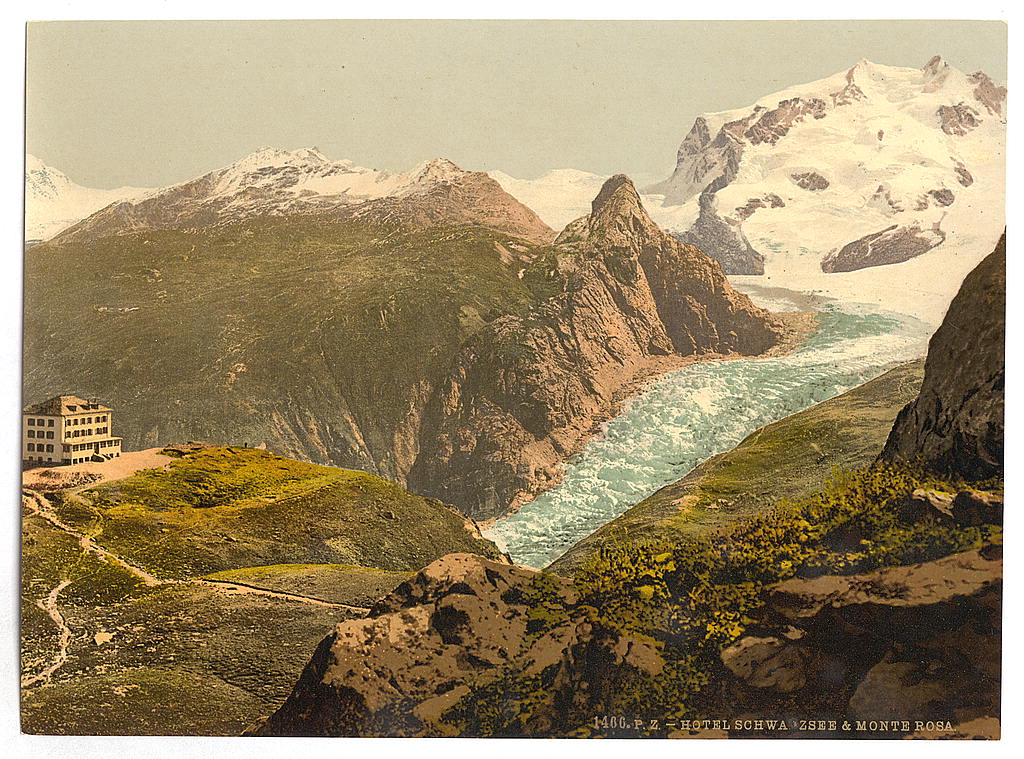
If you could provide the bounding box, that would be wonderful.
[647,56,1005,276]
[42,148,552,245]
[29,54,1005,290]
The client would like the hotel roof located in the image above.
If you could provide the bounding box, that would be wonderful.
[23,395,112,415]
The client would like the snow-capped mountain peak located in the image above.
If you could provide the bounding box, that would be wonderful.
[404,158,464,186]
[486,55,1005,325]
[25,155,150,242]
[34,148,558,244]
[643,54,1005,325]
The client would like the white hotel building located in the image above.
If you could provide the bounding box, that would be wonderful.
[22,395,123,466]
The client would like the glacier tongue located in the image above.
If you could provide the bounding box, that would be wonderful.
[485,301,933,569]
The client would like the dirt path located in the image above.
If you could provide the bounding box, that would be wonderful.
[21,580,72,689]
[21,488,370,688]
[23,489,164,587]
[197,578,369,613]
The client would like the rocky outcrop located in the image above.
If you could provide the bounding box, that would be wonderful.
[646,116,744,205]
[721,543,1002,737]
[880,234,1005,479]
[938,103,981,136]
[954,161,974,187]
[969,71,1007,116]
[791,171,829,191]
[254,553,660,737]
[678,177,766,275]
[745,97,828,146]
[408,176,785,519]
[734,193,786,222]
[821,223,946,273]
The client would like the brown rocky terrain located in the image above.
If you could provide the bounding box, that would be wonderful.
[256,488,1003,739]
[340,167,555,245]
[720,539,1002,738]
[880,232,1004,478]
[54,155,554,247]
[407,175,787,519]
[253,552,658,737]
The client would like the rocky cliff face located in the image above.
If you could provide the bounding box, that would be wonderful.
[407,175,786,519]
[880,233,1004,478]
[678,177,768,275]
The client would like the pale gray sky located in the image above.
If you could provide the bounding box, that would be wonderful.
[26,20,1007,188]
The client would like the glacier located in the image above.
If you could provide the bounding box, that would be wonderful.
[484,298,933,569]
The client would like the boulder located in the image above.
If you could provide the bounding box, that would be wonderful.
[896,488,955,522]
[255,552,660,737]
[951,489,1003,526]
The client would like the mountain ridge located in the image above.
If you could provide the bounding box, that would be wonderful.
[25,155,150,242]
[52,149,554,245]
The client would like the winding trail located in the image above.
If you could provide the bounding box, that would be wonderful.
[23,488,163,586]
[21,488,369,688]
[20,580,72,689]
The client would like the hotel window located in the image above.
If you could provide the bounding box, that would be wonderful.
[46,444,53,452]
[27,443,34,451]
[27,430,34,438]
[48,419,54,427]
[27,419,34,426]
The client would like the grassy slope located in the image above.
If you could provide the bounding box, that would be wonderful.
[22,447,500,735]
[550,360,925,575]
[55,446,503,578]
[21,521,346,735]
[23,218,540,472]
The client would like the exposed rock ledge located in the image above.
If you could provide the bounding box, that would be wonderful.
[880,233,1004,479]
[252,553,658,737]
[720,542,1002,738]
[821,223,946,273]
